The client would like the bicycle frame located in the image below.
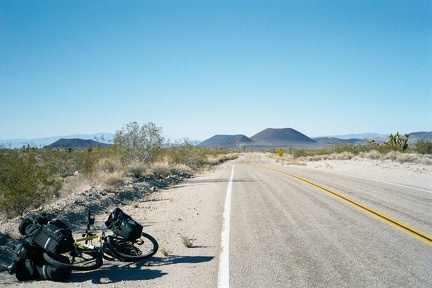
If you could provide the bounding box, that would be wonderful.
[42,208,158,271]
[74,234,105,253]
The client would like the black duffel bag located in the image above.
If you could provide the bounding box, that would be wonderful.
[8,238,71,282]
[19,215,75,254]
[105,208,143,241]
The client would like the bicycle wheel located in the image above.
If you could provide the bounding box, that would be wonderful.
[43,249,103,271]
[105,232,158,262]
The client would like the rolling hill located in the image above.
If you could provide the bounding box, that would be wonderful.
[198,135,253,148]
[47,138,111,148]
[251,128,316,144]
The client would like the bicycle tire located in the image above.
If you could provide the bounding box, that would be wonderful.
[43,249,103,271]
[105,232,158,262]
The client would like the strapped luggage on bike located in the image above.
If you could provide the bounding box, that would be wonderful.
[8,238,72,282]
[105,208,143,241]
[19,214,75,254]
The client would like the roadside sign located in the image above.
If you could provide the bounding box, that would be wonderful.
[278,148,284,157]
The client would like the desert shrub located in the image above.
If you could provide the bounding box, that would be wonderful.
[150,162,171,177]
[162,140,207,170]
[171,164,194,175]
[126,161,148,178]
[58,174,92,197]
[101,171,124,192]
[0,150,61,218]
[384,151,398,161]
[96,157,122,173]
[414,140,432,155]
[329,143,357,154]
[113,122,164,164]
[292,149,309,159]
[395,153,416,163]
[160,140,236,171]
[417,154,432,165]
[359,150,382,160]
[384,151,430,165]
[331,152,355,160]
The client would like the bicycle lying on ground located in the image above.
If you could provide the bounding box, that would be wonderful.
[42,209,159,271]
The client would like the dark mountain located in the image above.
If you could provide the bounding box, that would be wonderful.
[47,138,111,148]
[408,131,432,144]
[200,128,318,149]
[199,135,253,148]
[251,128,317,144]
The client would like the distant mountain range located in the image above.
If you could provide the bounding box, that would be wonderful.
[0,133,114,149]
[199,128,432,149]
[1,130,431,149]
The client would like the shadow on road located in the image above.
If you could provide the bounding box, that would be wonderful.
[150,255,214,266]
[67,261,167,284]
[66,255,214,284]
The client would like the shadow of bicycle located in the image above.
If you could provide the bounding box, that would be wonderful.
[68,263,166,284]
[147,255,214,266]
[67,255,214,284]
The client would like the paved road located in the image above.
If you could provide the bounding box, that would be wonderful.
[228,154,432,287]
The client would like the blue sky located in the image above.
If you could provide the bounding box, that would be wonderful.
[1,1,431,141]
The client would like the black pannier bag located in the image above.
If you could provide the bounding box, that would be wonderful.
[19,215,75,254]
[105,208,143,241]
[8,238,72,282]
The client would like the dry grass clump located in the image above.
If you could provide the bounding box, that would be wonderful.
[330,152,355,160]
[383,151,432,164]
[293,152,354,162]
[171,164,194,175]
[160,248,173,257]
[206,153,238,165]
[358,150,381,160]
[126,161,148,178]
[96,158,122,173]
[181,235,196,248]
[354,150,432,165]
[150,162,171,177]
[100,171,124,192]
[58,174,92,197]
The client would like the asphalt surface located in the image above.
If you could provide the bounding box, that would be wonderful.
[229,154,432,287]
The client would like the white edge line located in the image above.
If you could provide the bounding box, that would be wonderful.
[218,164,235,288]
[335,172,432,194]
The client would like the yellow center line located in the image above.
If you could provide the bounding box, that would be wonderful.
[251,159,432,246]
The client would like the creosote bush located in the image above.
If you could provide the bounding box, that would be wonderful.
[415,140,432,155]
[126,161,148,178]
[101,171,124,193]
[113,122,164,164]
[150,162,171,177]
[0,150,61,218]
